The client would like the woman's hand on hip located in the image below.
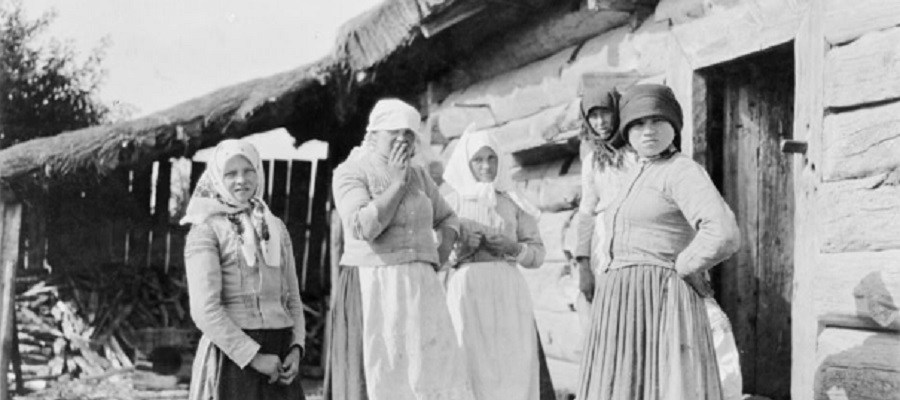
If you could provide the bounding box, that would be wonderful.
[577,258,595,303]
[278,347,303,386]
[249,353,282,384]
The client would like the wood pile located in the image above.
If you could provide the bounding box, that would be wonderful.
[10,265,195,397]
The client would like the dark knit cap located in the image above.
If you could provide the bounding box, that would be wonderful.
[618,84,684,137]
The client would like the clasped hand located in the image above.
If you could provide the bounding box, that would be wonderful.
[250,347,302,385]
[460,229,518,258]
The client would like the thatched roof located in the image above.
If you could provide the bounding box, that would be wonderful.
[0,0,641,195]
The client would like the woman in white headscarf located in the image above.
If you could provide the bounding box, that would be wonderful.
[442,129,546,400]
[183,139,307,400]
[329,99,474,400]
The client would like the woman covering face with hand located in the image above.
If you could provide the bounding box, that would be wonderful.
[576,84,740,400]
[330,99,473,400]
[183,139,307,400]
[442,129,546,400]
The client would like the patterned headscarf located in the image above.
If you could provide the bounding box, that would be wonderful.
[442,126,512,208]
[181,139,282,267]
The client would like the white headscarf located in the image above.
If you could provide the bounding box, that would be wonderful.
[181,139,282,267]
[442,127,512,207]
[349,98,433,167]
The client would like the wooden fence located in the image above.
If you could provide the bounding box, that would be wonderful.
[17,156,332,298]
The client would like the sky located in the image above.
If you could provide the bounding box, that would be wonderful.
[24,0,383,117]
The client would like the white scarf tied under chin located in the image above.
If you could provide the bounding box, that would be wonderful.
[442,127,512,207]
[180,139,282,268]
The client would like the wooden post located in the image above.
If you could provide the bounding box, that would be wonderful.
[0,189,23,400]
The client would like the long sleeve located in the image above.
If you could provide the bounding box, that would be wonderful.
[670,162,741,275]
[575,157,599,259]
[280,221,307,351]
[184,223,260,368]
[515,203,545,268]
[332,163,384,241]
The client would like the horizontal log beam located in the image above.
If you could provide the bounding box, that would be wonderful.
[668,0,806,69]
[825,26,900,109]
[820,171,900,253]
[823,101,900,181]
[824,0,900,45]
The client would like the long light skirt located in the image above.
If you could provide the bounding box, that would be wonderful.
[446,261,540,400]
[358,262,474,400]
[577,265,723,400]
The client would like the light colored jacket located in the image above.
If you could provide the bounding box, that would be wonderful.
[184,217,306,369]
[602,153,740,274]
[333,154,459,267]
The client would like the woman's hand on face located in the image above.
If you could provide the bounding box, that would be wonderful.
[277,347,303,386]
[249,353,282,384]
[483,233,519,257]
[386,140,411,185]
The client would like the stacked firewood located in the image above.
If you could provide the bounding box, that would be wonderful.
[11,264,196,396]
[15,280,136,384]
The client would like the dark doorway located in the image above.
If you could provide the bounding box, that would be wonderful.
[697,43,795,400]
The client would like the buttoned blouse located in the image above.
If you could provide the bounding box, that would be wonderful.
[333,154,459,267]
[184,217,306,369]
[601,153,740,273]
[574,151,637,259]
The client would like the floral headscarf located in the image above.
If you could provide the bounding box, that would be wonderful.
[181,139,282,267]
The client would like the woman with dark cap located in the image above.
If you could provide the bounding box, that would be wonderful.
[573,82,636,305]
[576,84,740,400]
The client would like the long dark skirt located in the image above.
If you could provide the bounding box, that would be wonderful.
[577,265,722,400]
[323,266,367,400]
[217,328,306,400]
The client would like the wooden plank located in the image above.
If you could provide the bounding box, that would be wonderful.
[262,159,272,204]
[824,0,900,44]
[269,160,290,220]
[813,250,900,329]
[107,170,132,264]
[23,193,47,270]
[669,0,807,69]
[822,98,900,182]
[129,167,153,268]
[151,161,172,268]
[815,328,900,399]
[304,161,331,296]
[0,196,23,400]
[825,26,900,109]
[819,171,900,253]
[754,67,794,399]
[792,3,826,397]
[792,5,827,396]
[720,81,760,393]
[287,161,312,291]
[189,161,205,192]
